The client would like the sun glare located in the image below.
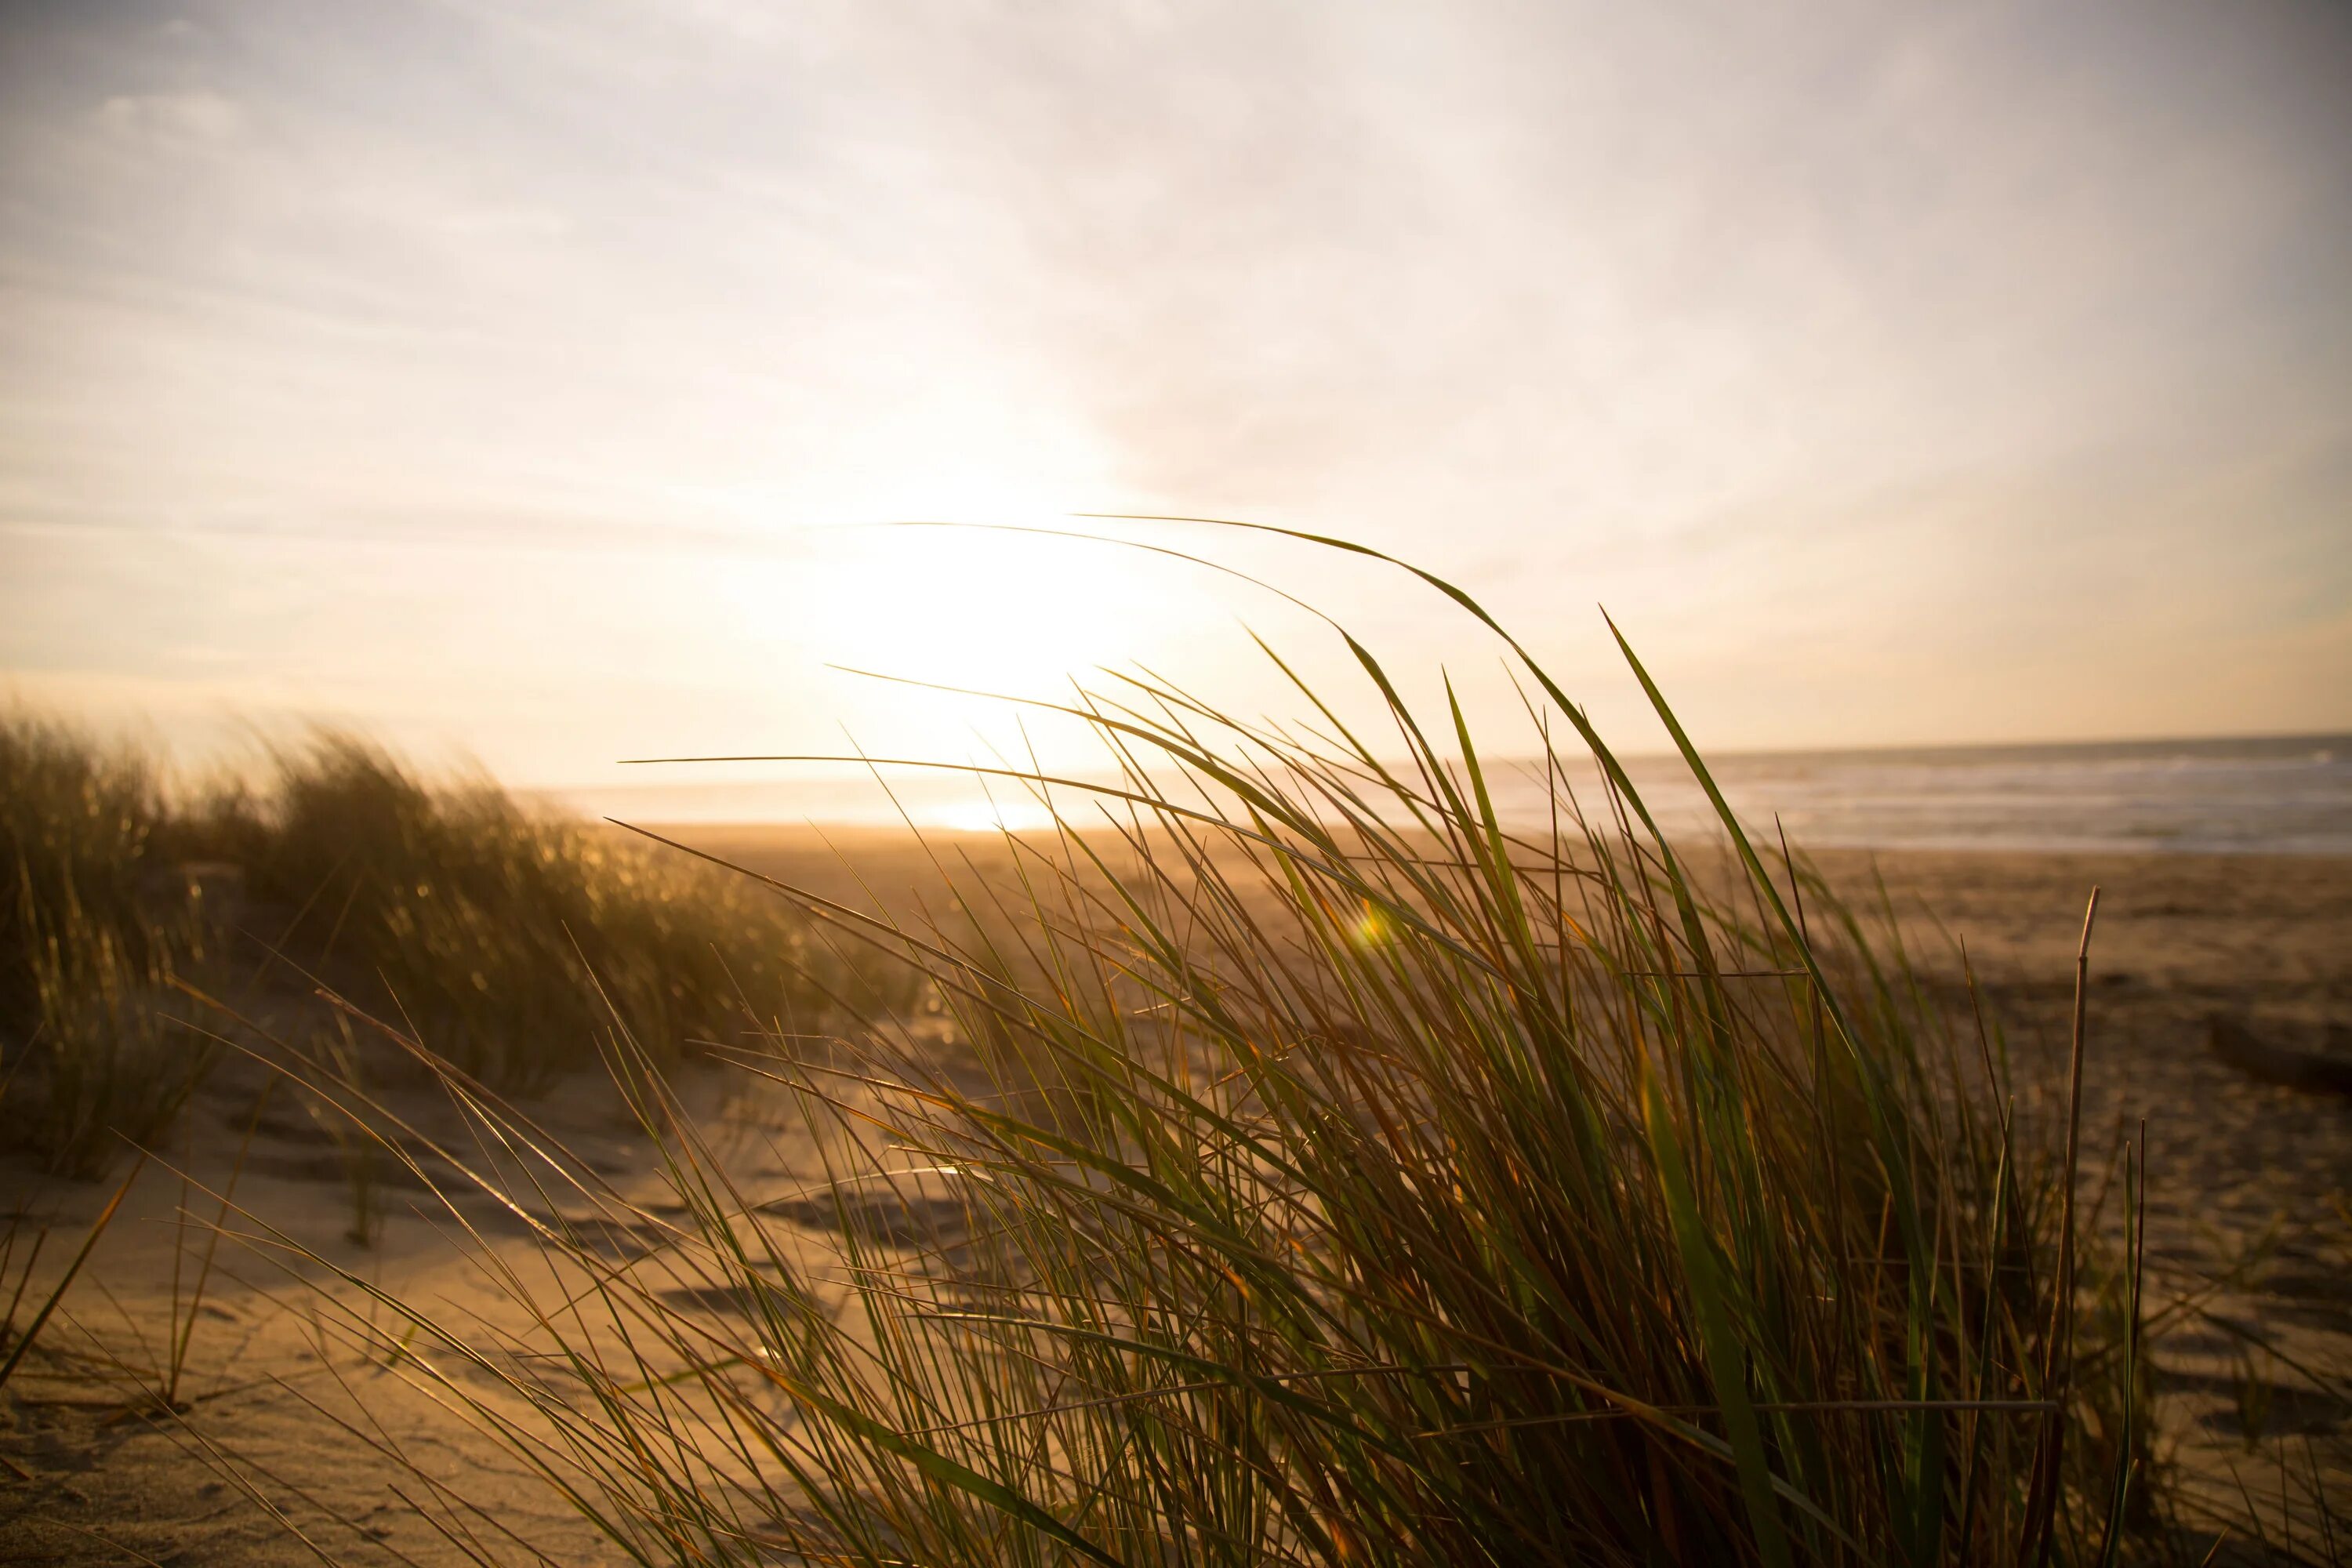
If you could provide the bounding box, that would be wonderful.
[797,521,1195,698]
[924,798,1059,834]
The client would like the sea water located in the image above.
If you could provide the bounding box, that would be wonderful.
[1502,735,2352,856]
[557,734,2352,857]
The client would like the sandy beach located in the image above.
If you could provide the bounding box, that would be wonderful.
[3,832,2346,1564]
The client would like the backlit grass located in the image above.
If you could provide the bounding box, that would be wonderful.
[277,533,2161,1565]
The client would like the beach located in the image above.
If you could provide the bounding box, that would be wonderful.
[2,831,2347,1564]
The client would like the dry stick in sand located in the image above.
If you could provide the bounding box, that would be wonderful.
[2027,885,2102,1563]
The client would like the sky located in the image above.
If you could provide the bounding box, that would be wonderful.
[2,0,2348,810]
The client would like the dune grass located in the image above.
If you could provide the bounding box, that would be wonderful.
[0,717,219,1178]
[0,720,875,1176]
[272,536,2165,1565]
[211,733,893,1092]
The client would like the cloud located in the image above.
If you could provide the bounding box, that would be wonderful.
[91,88,242,148]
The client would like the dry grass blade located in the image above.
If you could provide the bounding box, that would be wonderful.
[0,1149,147,1394]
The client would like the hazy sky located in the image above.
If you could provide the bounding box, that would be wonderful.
[3,0,2348,797]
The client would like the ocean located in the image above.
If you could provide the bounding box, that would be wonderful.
[1515,734,2352,856]
[552,733,2352,858]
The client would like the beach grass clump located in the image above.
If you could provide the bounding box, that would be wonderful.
[0,715,176,1035]
[12,885,216,1180]
[293,536,2154,1565]
[1,717,873,1171]
[1,717,220,1176]
[222,735,881,1091]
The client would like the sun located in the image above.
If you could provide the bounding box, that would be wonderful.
[700,514,1221,827]
[797,521,1190,698]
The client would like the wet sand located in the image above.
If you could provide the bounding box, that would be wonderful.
[3,834,2346,1563]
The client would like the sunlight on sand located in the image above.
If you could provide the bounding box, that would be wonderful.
[921,797,1059,833]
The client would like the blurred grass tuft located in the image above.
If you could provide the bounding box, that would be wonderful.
[2,717,875,1174]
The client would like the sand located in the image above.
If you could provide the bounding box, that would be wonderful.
[2,833,2346,1563]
